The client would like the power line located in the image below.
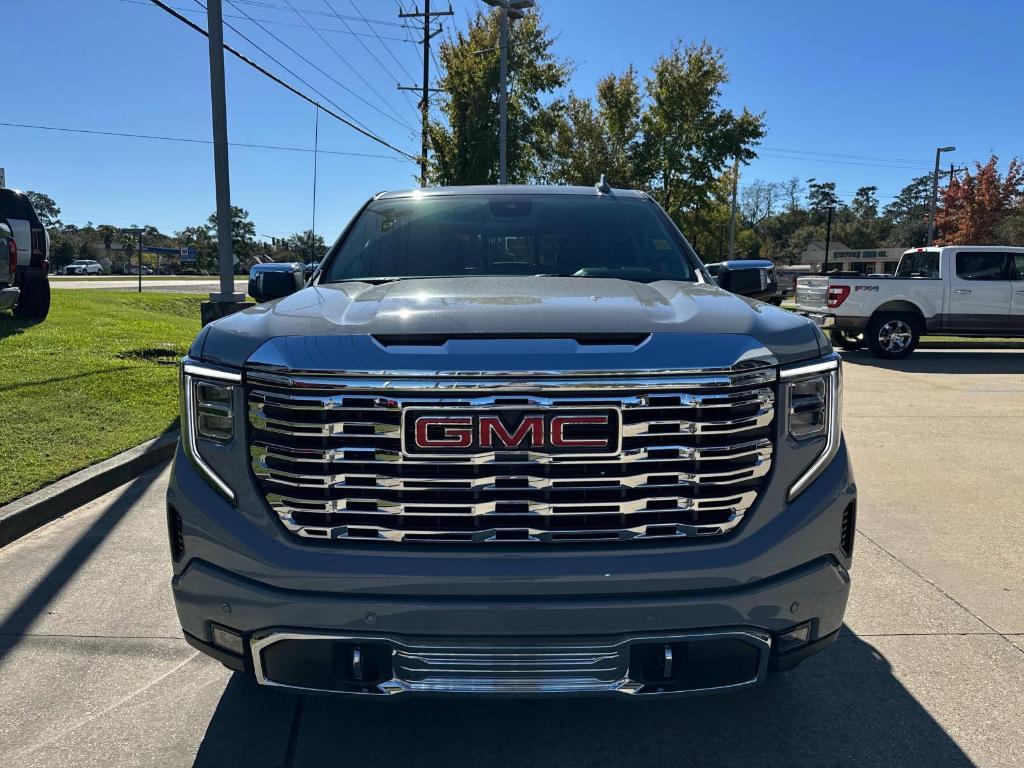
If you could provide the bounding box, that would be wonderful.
[116,0,409,40]
[761,146,932,166]
[0,121,405,160]
[273,0,415,129]
[147,0,417,159]
[231,0,406,26]
[217,0,415,132]
[756,151,935,171]
[321,0,411,88]
[191,0,378,135]
[348,0,416,81]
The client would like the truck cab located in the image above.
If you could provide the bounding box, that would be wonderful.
[795,246,1024,358]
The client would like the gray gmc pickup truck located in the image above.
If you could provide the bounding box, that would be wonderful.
[168,185,855,697]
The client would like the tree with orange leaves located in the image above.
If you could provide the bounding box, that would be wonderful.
[935,156,1024,244]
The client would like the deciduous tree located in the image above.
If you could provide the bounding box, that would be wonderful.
[24,191,61,228]
[549,67,644,187]
[642,40,766,236]
[428,8,569,185]
[936,156,1024,244]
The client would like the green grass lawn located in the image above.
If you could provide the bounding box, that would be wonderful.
[0,290,204,505]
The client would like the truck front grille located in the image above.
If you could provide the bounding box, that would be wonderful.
[795,281,827,310]
[246,367,776,544]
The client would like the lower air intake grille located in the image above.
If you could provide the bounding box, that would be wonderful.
[167,505,185,561]
[246,366,776,544]
[840,501,856,557]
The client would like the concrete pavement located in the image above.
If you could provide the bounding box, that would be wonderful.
[1,349,1022,767]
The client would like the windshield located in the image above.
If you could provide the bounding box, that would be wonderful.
[895,251,940,278]
[321,193,700,284]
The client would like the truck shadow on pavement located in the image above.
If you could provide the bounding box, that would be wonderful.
[194,629,973,768]
[841,348,1024,375]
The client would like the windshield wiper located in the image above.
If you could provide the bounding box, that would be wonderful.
[321,277,406,285]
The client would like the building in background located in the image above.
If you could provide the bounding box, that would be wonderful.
[796,241,908,275]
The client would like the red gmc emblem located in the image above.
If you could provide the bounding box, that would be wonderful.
[404,410,620,456]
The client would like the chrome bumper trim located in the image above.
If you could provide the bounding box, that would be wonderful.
[250,629,772,697]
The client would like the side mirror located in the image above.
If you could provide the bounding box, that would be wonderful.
[248,263,304,303]
[714,260,778,301]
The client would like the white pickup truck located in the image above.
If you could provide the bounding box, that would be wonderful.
[794,246,1024,358]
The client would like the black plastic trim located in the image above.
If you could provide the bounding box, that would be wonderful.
[770,627,840,671]
[183,630,250,673]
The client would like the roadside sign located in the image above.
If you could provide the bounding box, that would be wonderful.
[141,245,197,263]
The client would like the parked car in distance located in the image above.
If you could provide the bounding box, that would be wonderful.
[0,188,51,319]
[172,184,854,700]
[126,264,154,275]
[63,259,103,275]
[794,245,1024,358]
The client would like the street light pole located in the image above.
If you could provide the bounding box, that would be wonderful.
[484,0,534,184]
[203,0,245,324]
[498,5,508,184]
[727,157,739,259]
[823,206,834,274]
[927,145,956,246]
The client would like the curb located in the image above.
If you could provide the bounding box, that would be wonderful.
[918,340,1024,349]
[0,430,180,548]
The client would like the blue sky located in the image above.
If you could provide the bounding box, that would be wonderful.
[5,0,1022,243]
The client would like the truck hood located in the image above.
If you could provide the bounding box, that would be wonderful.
[193,277,829,371]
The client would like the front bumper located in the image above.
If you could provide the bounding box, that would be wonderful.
[174,554,848,697]
[792,309,835,328]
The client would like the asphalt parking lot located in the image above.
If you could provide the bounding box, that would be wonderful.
[1,349,1022,767]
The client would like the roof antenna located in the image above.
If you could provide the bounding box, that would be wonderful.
[595,174,611,194]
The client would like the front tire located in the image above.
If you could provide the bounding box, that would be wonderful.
[14,269,51,320]
[866,313,919,359]
[830,328,864,351]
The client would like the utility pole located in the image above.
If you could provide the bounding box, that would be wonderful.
[399,2,453,187]
[484,0,535,184]
[927,145,956,246]
[823,206,834,274]
[728,157,739,259]
[202,0,246,325]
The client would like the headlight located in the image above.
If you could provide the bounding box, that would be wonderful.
[781,356,842,500]
[195,381,234,443]
[181,361,241,501]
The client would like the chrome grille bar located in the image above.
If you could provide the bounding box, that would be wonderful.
[252,453,771,491]
[266,490,758,517]
[247,367,776,544]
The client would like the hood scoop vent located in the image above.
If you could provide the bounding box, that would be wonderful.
[372,333,652,348]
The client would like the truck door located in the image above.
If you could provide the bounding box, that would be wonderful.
[1010,252,1024,332]
[946,250,1011,333]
